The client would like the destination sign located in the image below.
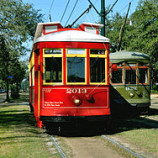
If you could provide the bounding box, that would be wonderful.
[44,49,61,54]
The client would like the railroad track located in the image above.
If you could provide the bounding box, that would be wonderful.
[101,135,142,158]
[49,133,143,158]
[50,135,66,158]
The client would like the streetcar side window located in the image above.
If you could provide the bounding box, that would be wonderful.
[67,57,85,82]
[139,68,148,83]
[90,58,105,82]
[31,67,35,86]
[45,57,62,83]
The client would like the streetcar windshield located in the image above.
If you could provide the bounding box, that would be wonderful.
[112,69,123,83]
[111,63,123,83]
[90,58,105,82]
[111,62,149,85]
[67,57,85,82]
[45,57,62,83]
[139,68,148,83]
[125,69,136,84]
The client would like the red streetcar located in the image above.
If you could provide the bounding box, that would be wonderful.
[29,22,110,129]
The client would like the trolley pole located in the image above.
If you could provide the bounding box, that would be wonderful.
[101,0,105,36]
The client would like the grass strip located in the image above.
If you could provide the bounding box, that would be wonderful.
[0,104,60,158]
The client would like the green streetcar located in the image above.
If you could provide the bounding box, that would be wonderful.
[110,51,150,117]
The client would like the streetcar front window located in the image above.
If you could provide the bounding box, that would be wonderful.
[45,57,62,83]
[90,58,105,82]
[139,68,148,83]
[67,57,85,82]
[112,69,123,83]
[125,70,136,84]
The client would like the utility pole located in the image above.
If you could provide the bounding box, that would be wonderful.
[100,0,105,36]
[88,0,118,36]
[88,0,106,36]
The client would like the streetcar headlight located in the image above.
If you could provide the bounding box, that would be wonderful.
[74,99,80,104]
[72,95,82,106]
[129,92,134,97]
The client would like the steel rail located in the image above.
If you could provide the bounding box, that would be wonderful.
[102,135,142,158]
[50,135,66,158]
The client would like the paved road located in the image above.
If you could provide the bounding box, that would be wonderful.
[0,93,5,103]
[0,93,29,106]
[61,136,124,158]
[151,94,158,109]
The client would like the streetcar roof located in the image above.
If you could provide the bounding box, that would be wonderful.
[110,51,150,63]
[33,22,109,44]
[34,30,109,43]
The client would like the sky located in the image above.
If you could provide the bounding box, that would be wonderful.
[23,0,140,27]
[22,0,140,60]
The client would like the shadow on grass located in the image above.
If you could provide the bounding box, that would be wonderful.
[110,118,158,134]
[0,106,36,129]
[149,108,158,115]
[0,105,43,146]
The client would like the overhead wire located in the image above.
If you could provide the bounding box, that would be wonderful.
[82,0,99,23]
[68,5,92,28]
[118,0,135,15]
[49,0,55,22]
[60,0,71,22]
[65,0,79,26]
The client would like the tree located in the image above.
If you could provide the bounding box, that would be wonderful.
[9,60,27,98]
[127,0,158,84]
[105,13,125,52]
[106,0,158,85]
[0,0,43,101]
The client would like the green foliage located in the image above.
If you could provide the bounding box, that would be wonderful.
[0,0,43,99]
[0,0,43,54]
[106,13,125,52]
[106,0,158,83]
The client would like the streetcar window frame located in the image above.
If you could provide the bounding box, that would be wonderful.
[66,49,87,85]
[89,49,107,85]
[43,48,63,85]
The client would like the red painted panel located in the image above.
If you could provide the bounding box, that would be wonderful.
[40,86,110,116]
[34,52,38,118]
[38,42,108,50]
